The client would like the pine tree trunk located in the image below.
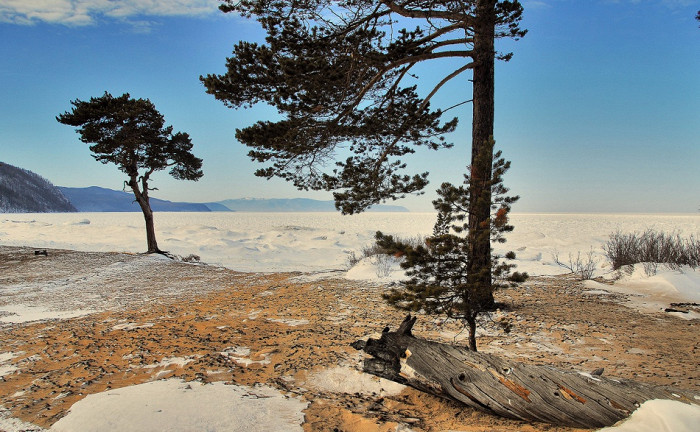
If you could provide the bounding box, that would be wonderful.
[128,177,161,254]
[466,315,478,351]
[468,0,497,308]
[353,316,699,429]
[141,205,160,254]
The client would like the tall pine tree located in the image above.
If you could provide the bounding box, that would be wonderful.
[203,0,526,306]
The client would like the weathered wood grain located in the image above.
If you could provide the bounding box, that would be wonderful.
[353,315,699,429]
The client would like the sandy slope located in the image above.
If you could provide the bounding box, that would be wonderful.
[0,246,698,431]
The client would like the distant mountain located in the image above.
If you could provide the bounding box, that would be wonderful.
[59,186,217,212]
[218,198,408,212]
[201,202,232,212]
[0,162,77,213]
[55,186,409,212]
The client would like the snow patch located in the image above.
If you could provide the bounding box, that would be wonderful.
[48,379,307,432]
[267,318,310,327]
[219,346,271,367]
[596,399,700,432]
[345,255,406,282]
[0,304,94,324]
[143,356,195,369]
[614,265,700,303]
[111,322,155,331]
[0,405,43,432]
[0,352,20,378]
[585,266,700,318]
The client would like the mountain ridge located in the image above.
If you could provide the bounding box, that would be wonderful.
[59,186,213,213]
[59,186,409,213]
[0,162,77,213]
[218,197,408,212]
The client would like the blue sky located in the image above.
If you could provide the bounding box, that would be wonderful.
[1,0,698,213]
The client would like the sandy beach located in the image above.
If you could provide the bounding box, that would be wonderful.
[1,245,697,431]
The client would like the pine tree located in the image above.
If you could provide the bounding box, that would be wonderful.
[203,0,526,307]
[203,1,526,215]
[57,92,203,253]
[378,142,527,351]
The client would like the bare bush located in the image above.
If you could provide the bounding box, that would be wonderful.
[552,248,598,280]
[345,251,361,269]
[604,230,699,276]
[372,254,394,278]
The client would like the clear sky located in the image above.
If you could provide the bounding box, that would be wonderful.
[1,1,698,213]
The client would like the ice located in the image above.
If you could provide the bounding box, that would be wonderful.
[48,379,307,432]
[1,212,697,307]
[2,212,695,275]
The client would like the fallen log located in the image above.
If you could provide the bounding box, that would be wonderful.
[352,315,699,429]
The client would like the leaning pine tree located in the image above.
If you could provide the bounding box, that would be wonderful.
[202,0,527,305]
[377,142,527,351]
[57,92,203,254]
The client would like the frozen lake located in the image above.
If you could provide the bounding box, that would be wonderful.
[1,212,697,275]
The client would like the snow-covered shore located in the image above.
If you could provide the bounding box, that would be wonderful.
[1,212,698,431]
[2,211,698,313]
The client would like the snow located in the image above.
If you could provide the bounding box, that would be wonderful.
[0,406,43,432]
[48,379,308,432]
[1,212,698,431]
[1,212,697,321]
[111,322,155,331]
[0,252,213,325]
[345,255,406,281]
[0,304,95,324]
[596,399,700,432]
[612,265,700,302]
[584,266,700,319]
[219,346,271,367]
[0,352,19,378]
[142,356,195,369]
[267,317,310,326]
[2,212,696,275]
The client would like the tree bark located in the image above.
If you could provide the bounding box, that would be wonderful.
[353,315,699,429]
[466,315,477,352]
[141,204,160,254]
[128,176,161,254]
[468,0,497,308]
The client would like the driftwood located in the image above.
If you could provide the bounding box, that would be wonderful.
[352,315,699,429]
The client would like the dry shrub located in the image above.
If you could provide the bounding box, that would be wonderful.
[604,230,699,275]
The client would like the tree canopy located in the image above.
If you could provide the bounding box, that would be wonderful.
[57,92,203,184]
[202,0,525,214]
